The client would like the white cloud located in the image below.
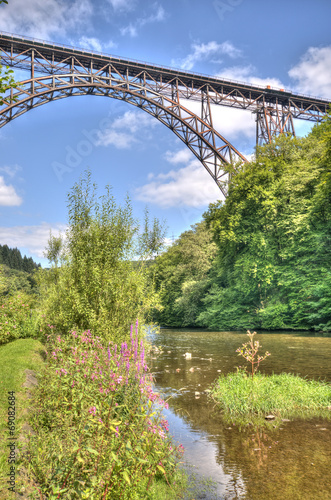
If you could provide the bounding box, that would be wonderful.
[97,110,158,149]
[108,0,135,11]
[120,25,137,37]
[121,4,165,37]
[113,110,156,133]
[172,41,241,71]
[135,153,222,208]
[164,149,193,164]
[0,0,93,40]
[97,129,135,149]
[76,36,116,53]
[0,222,66,258]
[0,176,22,206]
[216,65,284,89]
[0,164,22,179]
[288,46,331,99]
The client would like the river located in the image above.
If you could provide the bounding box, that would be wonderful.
[146,328,331,500]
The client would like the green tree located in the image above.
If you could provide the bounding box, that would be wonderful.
[39,171,163,343]
[151,221,217,327]
[0,64,17,105]
[200,116,331,332]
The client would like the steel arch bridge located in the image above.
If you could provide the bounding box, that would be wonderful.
[1,32,330,196]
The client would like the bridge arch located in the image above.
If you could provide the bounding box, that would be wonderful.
[1,74,247,197]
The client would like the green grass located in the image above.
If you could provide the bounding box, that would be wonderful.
[0,338,45,499]
[210,370,331,426]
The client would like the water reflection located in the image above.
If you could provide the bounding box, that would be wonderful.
[148,329,331,500]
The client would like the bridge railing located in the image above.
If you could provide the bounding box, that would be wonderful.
[0,30,330,105]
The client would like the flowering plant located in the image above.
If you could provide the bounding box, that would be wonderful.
[25,323,184,499]
[236,330,270,378]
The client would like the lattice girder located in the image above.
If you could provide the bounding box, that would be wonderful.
[0,73,247,196]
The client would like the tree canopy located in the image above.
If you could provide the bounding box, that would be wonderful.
[152,113,331,333]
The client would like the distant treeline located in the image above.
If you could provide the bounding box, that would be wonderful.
[0,244,41,272]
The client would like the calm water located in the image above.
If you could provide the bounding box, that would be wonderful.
[146,329,331,500]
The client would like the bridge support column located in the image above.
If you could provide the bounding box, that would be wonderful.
[255,105,295,147]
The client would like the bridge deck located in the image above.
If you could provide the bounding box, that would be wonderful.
[1,31,330,116]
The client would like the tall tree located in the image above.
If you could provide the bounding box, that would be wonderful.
[151,221,217,326]
[200,115,331,332]
[39,170,163,342]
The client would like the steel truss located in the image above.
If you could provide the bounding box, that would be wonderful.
[1,32,330,195]
[255,105,296,146]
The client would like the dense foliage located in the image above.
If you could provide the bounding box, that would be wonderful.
[38,171,163,344]
[0,291,39,344]
[151,221,217,327]
[0,259,40,346]
[152,116,331,332]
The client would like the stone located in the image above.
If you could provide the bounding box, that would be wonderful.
[265,414,275,420]
[22,369,38,389]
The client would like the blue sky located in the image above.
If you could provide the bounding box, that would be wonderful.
[0,0,330,266]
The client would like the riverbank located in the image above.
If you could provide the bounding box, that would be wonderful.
[0,335,189,500]
[0,339,45,500]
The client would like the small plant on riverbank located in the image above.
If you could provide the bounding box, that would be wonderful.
[236,330,270,378]
[22,324,185,499]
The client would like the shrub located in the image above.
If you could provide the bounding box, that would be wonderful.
[38,171,165,345]
[0,292,39,345]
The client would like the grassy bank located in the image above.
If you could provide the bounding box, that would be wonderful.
[9,329,188,499]
[0,339,45,499]
[210,370,331,426]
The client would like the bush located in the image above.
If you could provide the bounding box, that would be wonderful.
[0,292,39,345]
[38,171,164,344]
[24,326,184,499]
